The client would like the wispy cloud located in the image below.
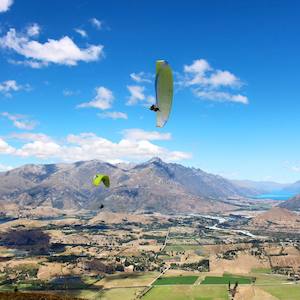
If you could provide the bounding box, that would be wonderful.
[130,72,152,83]
[63,89,79,97]
[90,18,102,30]
[126,85,145,105]
[194,90,248,104]
[0,80,30,97]
[284,160,300,173]
[1,112,38,130]
[126,85,154,106]
[0,27,103,67]
[0,0,13,13]
[77,86,114,110]
[75,28,87,38]
[26,23,40,37]
[98,111,128,120]
[10,133,52,142]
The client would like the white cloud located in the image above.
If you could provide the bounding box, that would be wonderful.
[1,131,190,163]
[0,80,30,96]
[130,72,152,83]
[209,70,240,88]
[0,163,13,172]
[1,112,37,130]
[16,140,62,159]
[123,129,171,141]
[0,137,15,154]
[126,85,145,105]
[77,86,114,110]
[183,59,241,88]
[0,28,103,67]
[0,80,19,92]
[0,0,13,13]
[75,28,87,38]
[184,59,211,75]
[90,18,102,30]
[26,23,40,37]
[182,58,248,104]
[126,85,155,106]
[194,90,248,104]
[99,111,128,120]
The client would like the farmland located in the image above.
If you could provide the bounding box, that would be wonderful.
[1,209,300,299]
[153,275,198,285]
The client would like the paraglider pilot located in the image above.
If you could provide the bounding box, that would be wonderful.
[150,104,160,112]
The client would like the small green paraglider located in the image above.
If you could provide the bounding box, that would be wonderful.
[92,174,110,188]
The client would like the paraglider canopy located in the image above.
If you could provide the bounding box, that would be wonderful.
[92,174,110,188]
[155,60,173,127]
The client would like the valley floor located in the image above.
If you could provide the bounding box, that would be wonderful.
[1,207,300,300]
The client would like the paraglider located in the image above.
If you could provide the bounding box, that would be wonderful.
[150,60,173,128]
[92,174,110,210]
[92,174,110,188]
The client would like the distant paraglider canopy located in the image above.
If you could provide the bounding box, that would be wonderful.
[92,174,110,188]
[155,60,173,128]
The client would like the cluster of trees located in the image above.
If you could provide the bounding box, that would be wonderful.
[0,229,50,255]
[171,259,209,272]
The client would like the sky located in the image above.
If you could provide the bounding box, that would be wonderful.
[0,0,300,183]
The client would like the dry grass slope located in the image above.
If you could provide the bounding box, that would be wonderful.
[0,292,82,300]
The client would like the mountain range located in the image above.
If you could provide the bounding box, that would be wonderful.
[0,157,257,214]
[1,157,300,214]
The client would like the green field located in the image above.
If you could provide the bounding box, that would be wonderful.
[254,273,288,285]
[251,267,272,274]
[153,276,198,285]
[261,285,300,300]
[143,285,228,300]
[201,274,253,285]
[164,244,203,252]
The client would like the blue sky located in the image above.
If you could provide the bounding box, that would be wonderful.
[0,0,300,183]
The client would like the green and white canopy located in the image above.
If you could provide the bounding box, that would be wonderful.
[155,60,173,128]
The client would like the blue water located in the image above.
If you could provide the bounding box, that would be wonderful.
[0,217,17,224]
[252,193,295,200]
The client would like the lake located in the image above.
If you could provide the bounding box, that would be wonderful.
[252,193,295,201]
[0,217,17,224]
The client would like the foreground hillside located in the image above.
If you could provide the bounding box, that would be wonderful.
[0,158,255,213]
[279,194,300,211]
[0,292,81,300]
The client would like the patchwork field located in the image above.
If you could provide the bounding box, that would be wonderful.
[201,274,254,285]
[153,275,198,285]
[2,210,300,300]
[260,285,300,300]
[95,272,159,288]
[143,285,228,300]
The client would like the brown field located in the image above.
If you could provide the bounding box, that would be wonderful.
[95,272,159,288]
[210,253,270,274]
[235,286,278,300]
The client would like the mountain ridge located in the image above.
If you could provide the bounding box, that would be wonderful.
[0,158,264,213]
